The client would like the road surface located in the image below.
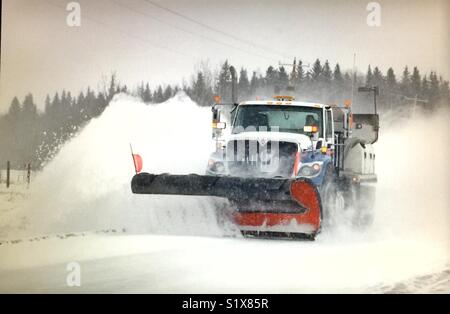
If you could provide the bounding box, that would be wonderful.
[0,233,448,293]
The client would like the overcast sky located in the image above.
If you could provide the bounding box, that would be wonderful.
[1,0,449,112]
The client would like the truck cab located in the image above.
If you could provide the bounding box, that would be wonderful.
[208,95,378,187]
[207,96,338,187]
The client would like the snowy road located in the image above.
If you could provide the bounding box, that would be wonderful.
[0,234,448,293]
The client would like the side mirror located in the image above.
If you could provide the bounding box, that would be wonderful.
[352,114,379,144]
[315,140,322,149]
[303,126,318,133]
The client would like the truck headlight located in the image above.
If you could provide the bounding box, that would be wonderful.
[208,159,225,173]
[298,162,323,177]
[215,162,225,173]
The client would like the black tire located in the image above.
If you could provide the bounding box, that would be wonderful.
[345,183,376,229]
[240,230,316,241]
[320,164,346,229]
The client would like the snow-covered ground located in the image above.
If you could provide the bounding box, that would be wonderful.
[0,234,448,293]
[0,93,448,293]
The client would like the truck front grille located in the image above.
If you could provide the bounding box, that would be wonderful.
[225,140,297,178]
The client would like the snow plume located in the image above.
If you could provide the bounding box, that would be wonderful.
[2,92,234,239]
[320,106,449,274]
[370,106,450,282]
[373,106,449,245]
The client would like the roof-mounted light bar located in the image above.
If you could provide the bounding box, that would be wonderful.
[273,95,295,101]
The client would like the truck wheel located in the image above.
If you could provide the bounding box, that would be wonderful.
[320,165,346,229]
[346,183,376,229]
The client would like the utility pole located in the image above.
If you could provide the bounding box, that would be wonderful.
[279,59,311,92]
[6,161,10,189]
[403,94,428,118]
[389,93,428,117]
[229,66,237,103]
[351,53,357,105]
[26,163,31,189]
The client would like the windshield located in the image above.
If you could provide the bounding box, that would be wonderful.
[232,105,323,136]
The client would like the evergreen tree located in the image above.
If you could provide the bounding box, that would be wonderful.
[311,59,322,82]
[8,97,21,117]
[154,86,164,103]
[386,68,397,89]
[296,60,305,85]
[322,60,332,85]
[137,82,145,100]
[4,97,22,166]
[370,67,384,96]
[332,63,344,101]
[401,66,411,95]
[216,60,231,101]
[192,72,206,104]
[439,79,450,105]
[289,59,297,83]
[163,85,173,101]
[250,71,259,95]
[108,74,117,101]
[238,68,250,99]
[333,63,343,82]
[50,92,61,123]
[278,66,289,89]
[84,87,97,120]
[420,75,429,99]
[21,93,39,161]
[143,83,152,103]
[410,67,421,96]
[97,93,108,115]
[366,65,373,86]
[265,66,277,89]
[191,72,213,106]
[44,95,51,114]
[60,90,72,120]
[22,94,38,119]
[429,72,440,106]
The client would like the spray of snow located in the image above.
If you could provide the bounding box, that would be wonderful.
[2,92,233,238]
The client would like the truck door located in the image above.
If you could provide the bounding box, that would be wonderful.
[325,109,334,148]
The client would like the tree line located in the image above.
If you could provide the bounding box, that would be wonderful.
[198,59,449,112]
[0,59,449,169]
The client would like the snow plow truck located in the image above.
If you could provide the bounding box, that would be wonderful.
[131,94,379,240]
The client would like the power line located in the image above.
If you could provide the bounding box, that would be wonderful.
[109,0,279,63]
[42,0,197,59]
[141,0,296,61]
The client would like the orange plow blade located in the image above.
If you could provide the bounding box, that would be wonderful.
[232,180,322,238]
[131,173,322,239]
